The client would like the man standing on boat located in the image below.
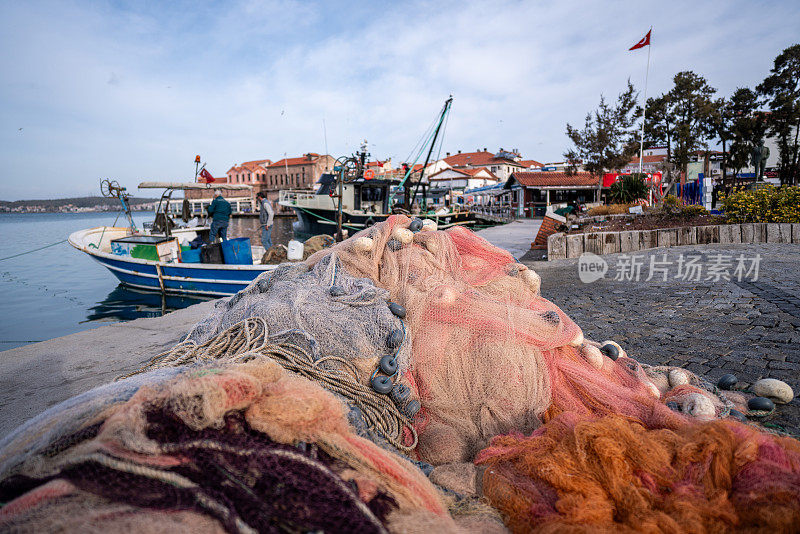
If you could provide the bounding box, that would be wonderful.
[207,189,232,241]
[257,191,274,248]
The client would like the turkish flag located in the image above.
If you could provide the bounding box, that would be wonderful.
[629,29,651,51]
[199,168,215,183]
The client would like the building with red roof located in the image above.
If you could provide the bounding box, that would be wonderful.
[260,153,335,206]
[502,171,601,217]
[440,148,526,180]
[426,166,500,191]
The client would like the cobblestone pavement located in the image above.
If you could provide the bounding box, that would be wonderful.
[523,243,800,435]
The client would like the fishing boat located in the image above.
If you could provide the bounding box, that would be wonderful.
[69,180,278,297]
[279,172,478,237]
[279,97,493,239]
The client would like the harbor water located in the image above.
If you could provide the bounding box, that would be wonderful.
[0,212,295,351]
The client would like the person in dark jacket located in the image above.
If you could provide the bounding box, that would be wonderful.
[207,190,232,241]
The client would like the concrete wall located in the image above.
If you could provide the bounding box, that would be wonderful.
[548,223,800,260]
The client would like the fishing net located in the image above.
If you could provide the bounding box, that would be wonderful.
[476,413,800,533]
[0,358,457,533]
[1,214,798,532]
[303,215,741,463]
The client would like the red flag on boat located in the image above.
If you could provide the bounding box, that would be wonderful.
[199,168,215,183]
[629,29,651,50]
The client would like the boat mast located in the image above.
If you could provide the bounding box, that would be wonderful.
[406,96,453,210]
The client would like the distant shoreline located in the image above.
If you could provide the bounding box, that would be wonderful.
[0,196,160,214]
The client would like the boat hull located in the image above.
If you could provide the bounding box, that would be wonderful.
[290,206,481,237]
[69,227,276,297]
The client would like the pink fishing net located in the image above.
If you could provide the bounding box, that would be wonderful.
[306,215,705,463]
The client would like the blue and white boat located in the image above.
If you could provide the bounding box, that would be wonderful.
[69,181,277,297]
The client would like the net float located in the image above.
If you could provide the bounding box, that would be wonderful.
[403,399,421,418]
[747,396,775,413]
[568,331,584,347]
[388,302,407,318]
[420,219,437,231]
[581,344,604,370]
[352,236,374,252]
[752,378,794,404]
[390,383,410,404]
[600,343,620,360]
[521,270,541,293]
[371,375,393,394]
[717,374,738,390]
[392,227,414,244]
[668,369,689,387]
[386,329,404,349]
[380,355,398,375]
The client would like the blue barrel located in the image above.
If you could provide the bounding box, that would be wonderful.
[221,237,253,265]
[181,248,202,263]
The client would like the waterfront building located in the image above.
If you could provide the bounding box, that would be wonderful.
[258,153,336,213]
[503,171,601,218]
[441,148,525,181]
[227,160,272,185]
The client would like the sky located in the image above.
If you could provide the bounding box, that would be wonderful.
[1,0,799,200]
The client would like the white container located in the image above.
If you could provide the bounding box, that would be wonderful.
[287,239,304,260]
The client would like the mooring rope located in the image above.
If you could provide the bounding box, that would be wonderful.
[119,317,417,452]
[0,239,67,261]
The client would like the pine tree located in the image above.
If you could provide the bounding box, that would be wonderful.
[727,88,767,185]
[758,44,800,185]
[564,80,641,191]
[668,72,717,192]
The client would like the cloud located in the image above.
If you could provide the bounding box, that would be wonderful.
[0,0,799,199]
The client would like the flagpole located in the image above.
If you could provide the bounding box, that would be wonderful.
[638,26,651,204]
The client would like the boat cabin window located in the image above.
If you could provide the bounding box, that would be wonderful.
[361,186,385,202]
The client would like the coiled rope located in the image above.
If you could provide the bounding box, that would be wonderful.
[119,317,417,452]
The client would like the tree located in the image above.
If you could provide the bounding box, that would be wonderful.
[668,71,717,190]
[644,93,676,199]
[727,88,766,183]
[705,97,733,187]
[758,44,800,185]
[564,80,642,191]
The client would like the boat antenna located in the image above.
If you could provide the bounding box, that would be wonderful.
[388,96,453,209]
[323,118,330,171]
[405,95,453,209]
[412,97,452,210]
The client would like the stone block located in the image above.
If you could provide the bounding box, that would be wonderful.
[780,223,793,243]
[601,232,621,255]
[741,223,755,243]
[792,223,800,244]
[766,223,791,243]
[619,230,641,253]
[753,223,767,243]
[566,234,584,258]
[697,225,720,244]
[547,232,566,261]
[677,226,697,246]
[584,232,603,255]
[656,228,678,248]
[640,230,657,250]
[719,224,742,244]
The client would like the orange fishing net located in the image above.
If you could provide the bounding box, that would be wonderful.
[476,413,800,532]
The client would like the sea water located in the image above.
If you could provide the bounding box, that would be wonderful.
[0,212,295,351]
